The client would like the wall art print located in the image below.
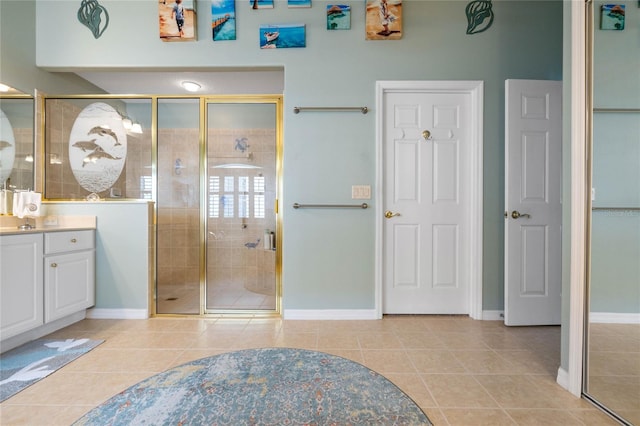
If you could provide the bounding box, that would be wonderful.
[288,0,311,8]
[159,0,197,41]
[212,0,236,40]
[600,4,625,30]
[365,0,402,40]
[0,109,16,185]
[251,0,274,9]
[260,24,306,49]
[68,102,127,194]
[465,0,494,34]
[327,5,351,30]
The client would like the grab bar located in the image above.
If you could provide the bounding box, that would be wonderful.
[293,106,368,114]
[592,207,640,211]
[293,203,368,209]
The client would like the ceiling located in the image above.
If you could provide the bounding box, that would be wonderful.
[76,69,285,95]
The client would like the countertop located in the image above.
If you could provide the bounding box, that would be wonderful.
[0,215,96,236]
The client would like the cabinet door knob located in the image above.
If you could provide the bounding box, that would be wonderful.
[51,263,58,268]
[70,238,77,243]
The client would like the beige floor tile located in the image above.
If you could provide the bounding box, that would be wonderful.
[61,348,184,373]
[396,331,448,349]
[494,349,559,376]
[421,407,448,425]
[361,350,416,374]
[319,349,364,364]
[435,332,492,350]
[4,371,151,406]
[474,375,563,409]
[568,408,622,425]
[357,332,403,349]
[317,332,360,350]
[506,408,584,425]
[422,374,498,408]
[168,348,229,367]
[274,331,319,349]
[384,373,437,408]
[453,350,521,375]
[441,408,517,425]
[99,331,200,349]
[0,404,92,426]
[408,350,467,374]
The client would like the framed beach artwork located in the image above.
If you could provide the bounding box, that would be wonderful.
[159,0,197,41]
[365,0,402,40]
[600,4,625,30]
[327,5,351,30]
[289,0,311,8]
[251,0,274,9]
[212,0,236,40]
[260,24,306,49]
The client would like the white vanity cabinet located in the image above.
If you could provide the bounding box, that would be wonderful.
[0,233,44,340]
[44,230,95,322]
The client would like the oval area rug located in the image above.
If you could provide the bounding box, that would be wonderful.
[74,347,432,425]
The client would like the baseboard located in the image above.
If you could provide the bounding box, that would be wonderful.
[283,309,379,320]
[482,310,504,321]
[589,312,640,324]
[556,366,569,391]
[86,308,149,320]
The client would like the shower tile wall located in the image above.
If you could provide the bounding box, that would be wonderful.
[157,127,201,312]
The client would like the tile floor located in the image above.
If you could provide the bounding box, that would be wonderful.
[586,323,640,425]
[0,315,620,425]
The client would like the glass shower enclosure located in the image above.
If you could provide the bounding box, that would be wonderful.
[156,96,281,315]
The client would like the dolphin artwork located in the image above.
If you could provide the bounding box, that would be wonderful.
[72,139,100,152]
[88,126,121,146]
[0,140,12,150]
[82,146,122,167]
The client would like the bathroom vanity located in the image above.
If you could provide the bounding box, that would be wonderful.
[0,218,96,352]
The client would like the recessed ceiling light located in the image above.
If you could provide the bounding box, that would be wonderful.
[0,83,10,92]
[181,81,201,92]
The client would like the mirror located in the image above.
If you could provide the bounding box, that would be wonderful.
[584,1,640,425]
[0,87,35,196]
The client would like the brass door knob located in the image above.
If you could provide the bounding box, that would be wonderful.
[385,210,401,219]
[511,210,531,219]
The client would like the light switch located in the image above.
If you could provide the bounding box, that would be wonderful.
[352,185,371,199]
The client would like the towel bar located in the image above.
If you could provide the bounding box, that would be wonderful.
[293,203,368,209]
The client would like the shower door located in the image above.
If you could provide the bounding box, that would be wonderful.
[205,98,281,313]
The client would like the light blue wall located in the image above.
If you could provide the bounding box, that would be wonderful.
[43,202,152,312]
[0,2,103,95]
[30,0,564,312]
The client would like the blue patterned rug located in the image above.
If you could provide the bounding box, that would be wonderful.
[74,347,432,425]
[0,338,104,403]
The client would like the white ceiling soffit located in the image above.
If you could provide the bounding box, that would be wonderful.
[76,69,284,95]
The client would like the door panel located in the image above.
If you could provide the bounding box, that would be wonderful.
[504,79,562,326]
[383,91,471,314]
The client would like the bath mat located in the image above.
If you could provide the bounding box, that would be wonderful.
[0,338,104,402]
[74,347,432,425]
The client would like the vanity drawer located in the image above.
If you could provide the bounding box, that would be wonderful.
[45,230,95,254]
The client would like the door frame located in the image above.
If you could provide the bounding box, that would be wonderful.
[374,80,484,320]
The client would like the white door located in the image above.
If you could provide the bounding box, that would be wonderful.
[382,90,473,314]
[504,79,562,326]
